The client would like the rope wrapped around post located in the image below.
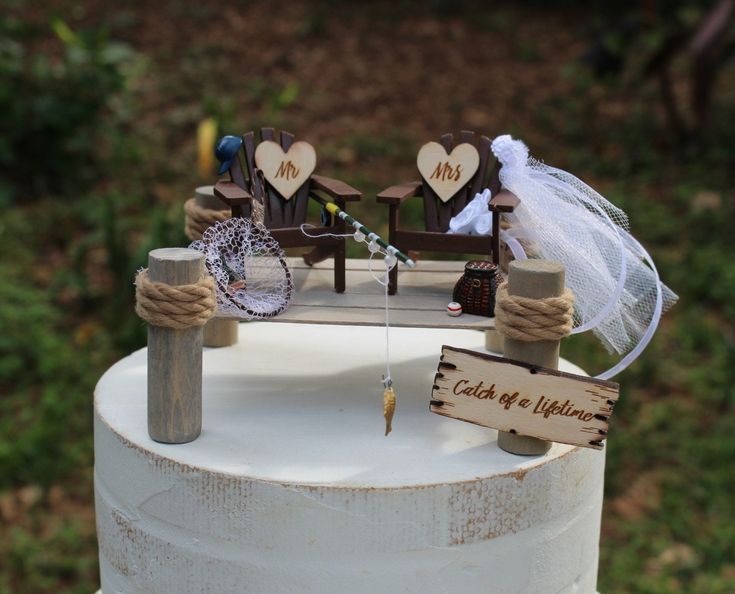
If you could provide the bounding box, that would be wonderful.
[184,195,265,241]
[495,259,573,456]
[184,198,231,241]
[135,269,217,329]
[494,283,575,342]
[140,248,213,444]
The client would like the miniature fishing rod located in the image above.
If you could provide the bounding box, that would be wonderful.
[310,194,416,268]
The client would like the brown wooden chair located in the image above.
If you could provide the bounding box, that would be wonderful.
[376,131,519,294]
[213,128,361,293]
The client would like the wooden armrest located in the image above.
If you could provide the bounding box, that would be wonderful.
[310,174,361,201]
[376,181,422,205]
[214,180,252,206]
[489,190,520,213]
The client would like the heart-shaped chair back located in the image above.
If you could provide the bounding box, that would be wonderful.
[234,128,317,229]
[418,131,499,233]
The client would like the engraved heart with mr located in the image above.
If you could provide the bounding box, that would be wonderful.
[255,140,317,200]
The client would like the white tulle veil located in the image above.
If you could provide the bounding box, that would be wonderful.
[491,134,677,380]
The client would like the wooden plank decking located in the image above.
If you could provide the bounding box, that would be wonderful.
[242,258,496,330]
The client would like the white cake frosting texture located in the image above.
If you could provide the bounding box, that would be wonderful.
[94,323,604,593]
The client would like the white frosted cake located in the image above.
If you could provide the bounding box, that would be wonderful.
[94,322,604,593]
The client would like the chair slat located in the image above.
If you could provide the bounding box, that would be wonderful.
[241,132,259,200]
[259,128,285,228]
[436,134,455,231]
[228,158,248,191]
[422,184,441,231]
[280,131,295,148]
[450,131,477,217]
[279,131,300,225]
[241,132,257,181]
[469,135,491,198]
[459,130,475,144]
[488,160,501,196]
[227,132,249,191]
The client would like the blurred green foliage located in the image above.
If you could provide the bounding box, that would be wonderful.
[0,15,133,204]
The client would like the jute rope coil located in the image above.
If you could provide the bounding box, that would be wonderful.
[184,197,266,240]
[135,269,217,329]
[184,198,231,241]
[494,282,575,342]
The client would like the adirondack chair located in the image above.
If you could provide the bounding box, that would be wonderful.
[213,128,361,293]
[376,131,519,294]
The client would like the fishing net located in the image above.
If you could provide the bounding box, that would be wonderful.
[189,217,293,319]
[490,135,677,377]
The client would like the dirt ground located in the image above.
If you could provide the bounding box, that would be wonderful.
[74,0,600,193]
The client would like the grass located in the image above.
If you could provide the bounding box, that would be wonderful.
[1,1,734,592]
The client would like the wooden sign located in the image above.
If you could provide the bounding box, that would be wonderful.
[254,140,316,200]
[416,141,479,202]
[431,346,619,450]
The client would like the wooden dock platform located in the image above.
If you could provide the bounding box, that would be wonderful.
[261,258,496,330]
